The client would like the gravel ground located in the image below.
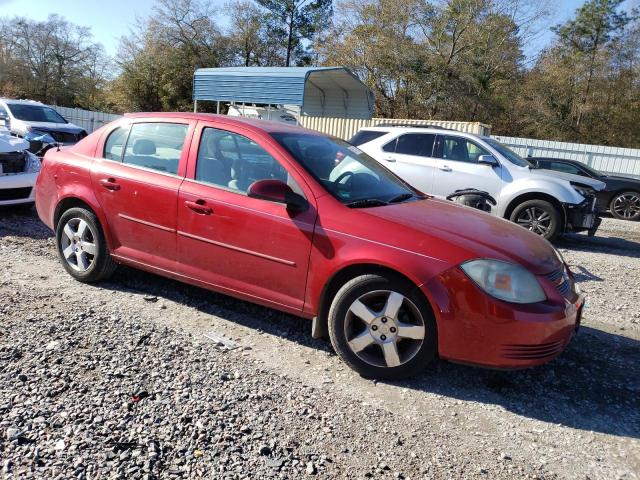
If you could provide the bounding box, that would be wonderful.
[0,209,638,479]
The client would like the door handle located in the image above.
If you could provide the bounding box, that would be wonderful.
[185,199,213,215]
[438,165,452,172]
[99,178,120,191]
[383,156,396,162]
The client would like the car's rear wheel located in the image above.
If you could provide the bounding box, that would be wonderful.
[610,191,640,221]
[55,207,117,282]
[328,274,437,380]
[510,199,561,240]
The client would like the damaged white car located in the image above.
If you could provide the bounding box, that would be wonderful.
[0,127,40,207]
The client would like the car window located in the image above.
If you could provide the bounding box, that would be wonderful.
[104,127,129,161]
[271,132,418,205]
[550,162,584,176]
[383,133,436,157]
[349,130,386,146]
[0,105,8,118]
[441,136,490,163]
[196,128,298,194]
[122,123,188,175]
[6,104,67,123]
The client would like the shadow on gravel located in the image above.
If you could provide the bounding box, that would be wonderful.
[103,266,640,441]
[557,233,640,259]
[397,326,640,440]
[0,206,52,240]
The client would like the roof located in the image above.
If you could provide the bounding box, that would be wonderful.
[122,112,322,135]
[0,98,45,105]
[192,67,374,119]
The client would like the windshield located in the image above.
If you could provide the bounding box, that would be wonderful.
[271,133,420,206]
[484,138,534,168]
[7,104,67,124]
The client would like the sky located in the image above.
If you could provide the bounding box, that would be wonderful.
[0,0,617,59]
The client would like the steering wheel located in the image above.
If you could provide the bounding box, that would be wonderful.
[334,171,354,185]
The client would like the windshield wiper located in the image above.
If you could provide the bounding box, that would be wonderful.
[387,193,415,204]
[345,198,389,208]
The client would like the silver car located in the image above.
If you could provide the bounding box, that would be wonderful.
[351,125,605,240]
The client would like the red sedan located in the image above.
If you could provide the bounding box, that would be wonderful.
[35,113,583,379]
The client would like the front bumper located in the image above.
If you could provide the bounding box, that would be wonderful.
[0,172,37,205]
[564,196,600,236]
[424,265,583,369]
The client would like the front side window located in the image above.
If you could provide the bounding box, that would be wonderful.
[383,133,435,157]
[271,133,419,206]
[6,104,67,123]
[103,127,128,161]
[441,136,490,163]
[0,105,8,118]
[122,123,188,175]
[196,128,292,194]
[483,138,534,167]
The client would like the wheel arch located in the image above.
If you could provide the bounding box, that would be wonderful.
[53,195,115,251]
[312,263,435,339]
[503,192,566,227]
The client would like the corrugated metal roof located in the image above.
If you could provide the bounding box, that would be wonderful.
[193,67,374,119]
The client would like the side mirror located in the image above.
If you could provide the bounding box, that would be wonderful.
[247,179,308,212]
[477,154,498,167]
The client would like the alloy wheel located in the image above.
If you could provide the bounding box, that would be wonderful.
[60,218,97,272]
[516,207,552,236]
[612,193,640,219]
[344,290,426,368]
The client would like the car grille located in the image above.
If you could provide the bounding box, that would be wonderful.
[546,268,571,297]
[502,340,566,360]
[0,187,32,201]
[0,151,27,174]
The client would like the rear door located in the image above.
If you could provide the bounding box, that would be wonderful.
[91,119,195,269]
[377,133,438,193]
[431,135,502,199]
[176,123,317,310]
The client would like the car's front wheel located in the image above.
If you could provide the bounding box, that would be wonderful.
[510,199,561,240]
[55,207,117,282]
[328,274,437,380]
[610,191,640,221]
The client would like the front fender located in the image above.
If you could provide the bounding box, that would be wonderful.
[497,178,584,216]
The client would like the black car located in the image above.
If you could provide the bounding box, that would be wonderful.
[532,157,640,221]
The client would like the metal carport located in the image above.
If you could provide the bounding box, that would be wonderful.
[192,67,374,119]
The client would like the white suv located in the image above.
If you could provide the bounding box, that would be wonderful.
[351,125,605,240]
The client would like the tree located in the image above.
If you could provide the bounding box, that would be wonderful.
[255,0,333,66]
[553,0,635,130]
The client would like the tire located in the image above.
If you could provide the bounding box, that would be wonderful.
[55,207,117,282]
[609,191,640,221]
[509,199,561,241]
[327,274,437,380]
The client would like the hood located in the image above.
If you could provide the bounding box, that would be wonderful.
[603,174,640,184]
[24,122,84,134]
[361,198,563,275]
[532,168,606,191]
[0,131,29,153]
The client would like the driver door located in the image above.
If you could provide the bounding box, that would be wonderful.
[431,135,502,199]
[176,123,317,311]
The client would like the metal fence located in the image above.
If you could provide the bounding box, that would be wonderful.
[299,116,491,139]
[492,135,640,177]
[54,106,121,133]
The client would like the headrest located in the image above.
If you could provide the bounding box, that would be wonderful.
[133,139,156,155]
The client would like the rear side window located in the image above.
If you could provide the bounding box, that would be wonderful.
[121,123,188,175]
[383,133,436,157]
[104,127,128,161]
[550,161,584,176]
[349,130,386,146]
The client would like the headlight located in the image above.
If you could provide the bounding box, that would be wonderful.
[460,259,546,304]
[25,152,41,173]
[571,183,594,199]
